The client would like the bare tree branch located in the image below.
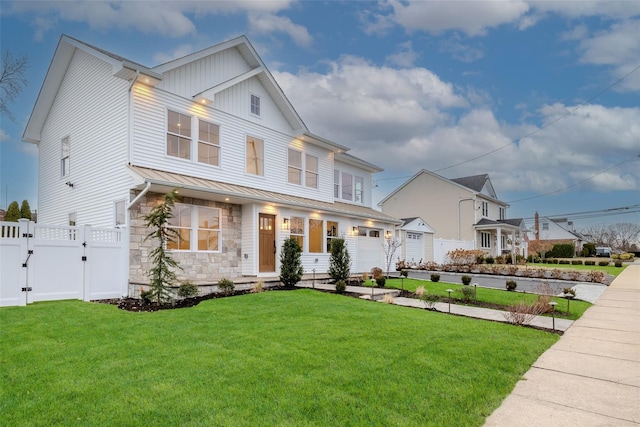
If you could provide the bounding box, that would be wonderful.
[0,50,30,122]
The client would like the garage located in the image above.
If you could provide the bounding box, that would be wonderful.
[404,232,424,264]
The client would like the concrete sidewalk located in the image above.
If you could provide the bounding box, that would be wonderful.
[484,264,640,426]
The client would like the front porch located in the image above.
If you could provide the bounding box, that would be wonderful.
[474,218,528,260]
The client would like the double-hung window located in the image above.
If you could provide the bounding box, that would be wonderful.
[341,172,352,201]
[61,136,70,177]
[167,203,221,252]
[305,155,318,189]
[246,136,264,176]
[250,94,260,116]
[481,201,489,217]
[290,216,304,249]
[326,221,339,252]
[334,170,340,198]
[288,149,302,185]
[198,120,220,166]
[167,110,191,160]
[481,232,491,248]
[354,176,364,203]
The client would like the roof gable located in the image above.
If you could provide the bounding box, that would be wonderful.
[400,217,435,233]
[451,174,497,199]
[379,169,473,206]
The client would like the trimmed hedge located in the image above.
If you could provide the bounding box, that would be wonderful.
[548,243,575,259]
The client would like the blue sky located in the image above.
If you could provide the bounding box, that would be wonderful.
[1,0,639,230]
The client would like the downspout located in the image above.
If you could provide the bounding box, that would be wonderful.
[127,70,139,169]
[127,181,151,211]
[457,197,475,240]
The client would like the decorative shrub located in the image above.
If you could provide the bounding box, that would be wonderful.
[611,254,619,259]
[178,282,198,298]
[495,256,506,265]
[218,278,235,295]
[328,238,350,283]
[550,269,563,280]
[251,280,264,293]
[547,258,558,264]
[335,280,346,294]
[506,265,518,275]
[559,260,570,265]
[548,243,575,259]
[446,248,485,266]
[461,275,472,285]
[584,260,595,266]
[598,261,610,266]
[620,253,633,260]
[361,272,370,281]
[382,294,394,304]
[615,260,623,267]
[415,285,426,297]
[140,288,153,304]
[571,260,583,265]
[563,287,576,297]
[476,254,485,264]
[505,280,517,291]
[420,292,439,310]
[371,267,383,279]
[567,271,582,281]
[586,271,606,283]
[458,286,474,302]
[430,273,440,282]
[400,269,409,278]
[375,276,386,287]
[582,243,596,257]
[280,237,304,288]
[485,256,494,264]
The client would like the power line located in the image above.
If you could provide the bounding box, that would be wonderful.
[507,156,639,203]
[434,62,640,173]
[518,204,640,222]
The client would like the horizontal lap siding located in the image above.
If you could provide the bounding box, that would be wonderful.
[38,49,130,226]
[132,83,334,203]
[334,160,374,209]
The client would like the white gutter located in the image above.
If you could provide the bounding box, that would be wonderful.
[127,181,151,210]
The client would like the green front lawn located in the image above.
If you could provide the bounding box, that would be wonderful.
[385,278,591,320]
[1,290,558,426]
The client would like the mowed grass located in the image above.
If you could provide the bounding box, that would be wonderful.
[527,262,627,276]
[0,290,558,426]
[386,278,591,320]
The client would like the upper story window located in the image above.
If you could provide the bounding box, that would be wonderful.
[481,201,489,217]
[167,203,221,252]
[334,170,340,198]
[305,155,318,189]
[61,136,70,177]
[542,222,549,230]
[334,170,365,204]
[288,149,302,185]
[499,207,505,220]
[250,94,261,116]
[198,120,220,166]
[167,110,191,160]
[354,176,364,204]
[341,172,352,201]
[246,136,264,176]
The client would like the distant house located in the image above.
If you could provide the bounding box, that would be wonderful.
[528,213,585,255]
[22,34,400,295]
[379,170,528,264]
[395,217,435,266]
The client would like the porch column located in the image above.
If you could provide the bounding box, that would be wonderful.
[496,227,502,256]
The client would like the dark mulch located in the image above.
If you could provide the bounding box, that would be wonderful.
[94,287,294,312]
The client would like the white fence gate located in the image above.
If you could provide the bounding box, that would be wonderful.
[0,219,127,307]
[433,238,475,265]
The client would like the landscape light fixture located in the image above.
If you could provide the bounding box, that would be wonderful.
[446,289,453,313]
[548,301,558,331]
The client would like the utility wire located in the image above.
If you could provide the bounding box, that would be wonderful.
[434,62,640,173]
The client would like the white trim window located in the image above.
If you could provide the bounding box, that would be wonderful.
[481,231,491,249]
[250,94,261,116]
[341,172,352,201]
[499,207,505,220]
[167,203,221,252]
[288,149,302,185]
[68,212,76,226]
[326,221,339,252]
[482,201,489,217]
[334,170,365,204]
[290,216,304,250]
[334,170,340,198]
[198,120,220,166]
[115,200,126,226]
[305,154,318,189]
[354,176,364,203]
[246,136,264,176]
[167,110,192,160]
[61,136,70,177]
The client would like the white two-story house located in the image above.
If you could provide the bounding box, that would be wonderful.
[379,170,527,263]
[23,35,399,292]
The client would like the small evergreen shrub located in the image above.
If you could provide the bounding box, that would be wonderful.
[328,238,350,283]
[178,282,198,298]
[458,286,474,302]
[559,260,570,265]
[335,280,346,294]
[218,278,235,295]
[599,261,610,266]
[505,280,517,291]
[614,260,623,267]
[430,273,440,282]
[548,243,575,258]
[280,237,304,288]
[140,288,153,304]
[547,258,558,264]
[461,275,472,285]
[571,260,583,265]
[375,276,386,287]
[485,256,494,264]
[582,243,596,257]
[584,260,595,266]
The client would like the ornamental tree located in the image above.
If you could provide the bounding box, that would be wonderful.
[328,238,350,282]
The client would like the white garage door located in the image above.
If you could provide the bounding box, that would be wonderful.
[357,228,383,273]
[405,232,424,263]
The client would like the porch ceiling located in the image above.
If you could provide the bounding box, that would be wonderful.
[128,165,401,224]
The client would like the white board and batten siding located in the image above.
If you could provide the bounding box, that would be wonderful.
[37,48,132,227]
[131,81,335,204]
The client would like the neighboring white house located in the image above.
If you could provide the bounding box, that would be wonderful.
[528,213,585,255]
[379,170,528,263]
[23,35,400,293]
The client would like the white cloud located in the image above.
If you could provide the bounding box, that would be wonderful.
[0,129,9,142]
[247,12,312,47]
[385,41,418,67]
[439,35,485,63]
[9,0,298,39]
[152,44,195,64]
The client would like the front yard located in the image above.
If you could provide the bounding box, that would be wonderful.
[1,290,558,426]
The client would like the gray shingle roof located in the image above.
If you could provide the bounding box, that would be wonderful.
[451,174,489,192]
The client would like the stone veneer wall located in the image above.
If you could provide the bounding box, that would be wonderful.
[128,191,243,289]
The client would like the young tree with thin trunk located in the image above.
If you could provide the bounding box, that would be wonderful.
[383,236,402,276]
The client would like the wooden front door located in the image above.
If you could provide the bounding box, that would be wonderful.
[259,213,276,272]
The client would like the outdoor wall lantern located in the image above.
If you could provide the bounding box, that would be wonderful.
[352,226,359,234]
[385,230,392,239]
[282,218,290,230]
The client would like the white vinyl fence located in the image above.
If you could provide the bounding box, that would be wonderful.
[0,219,127,307]
[433,238,475,265]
